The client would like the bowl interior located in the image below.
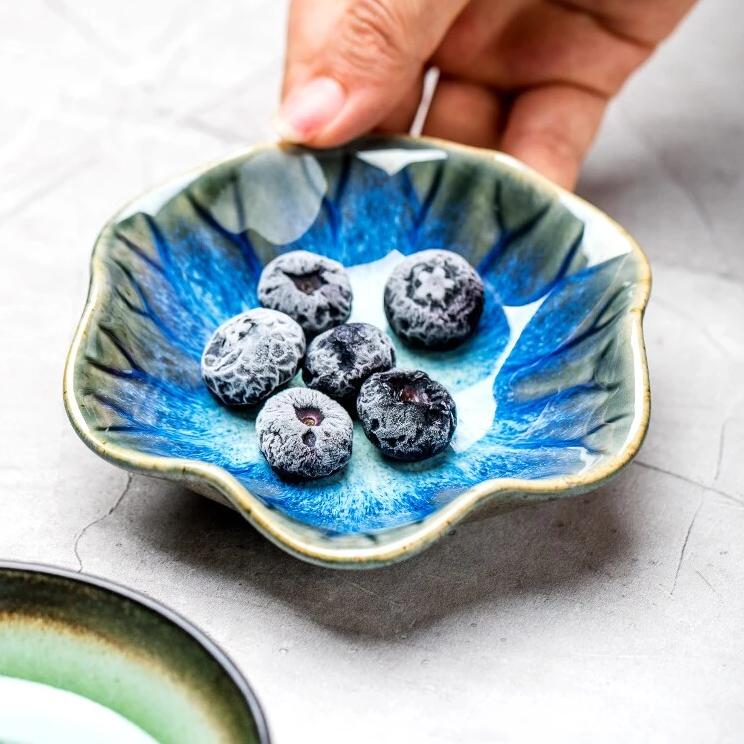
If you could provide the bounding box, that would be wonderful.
[0,564,267,743]
[69,137,648,541]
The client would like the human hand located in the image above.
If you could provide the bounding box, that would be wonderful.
[277,0,696,189]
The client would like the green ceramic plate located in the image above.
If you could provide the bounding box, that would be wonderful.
[0,562,269,743]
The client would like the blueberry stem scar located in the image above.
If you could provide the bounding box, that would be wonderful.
[285,270,327,295]
[399,384,424,403]
[295,406,324,426]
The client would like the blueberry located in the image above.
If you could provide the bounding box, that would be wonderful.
[201,308,305,407]
[256,387,353,479]
[384,249,484,349]
[356,369,457,462]
[257,250,353,335]
[302,322,396,405]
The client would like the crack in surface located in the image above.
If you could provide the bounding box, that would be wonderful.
[0,156,97,222]
[651,259,744,285]
[694,570,718,597]
[714,417,731,482]
[72,473,133,572]
[670,495,703,597]
[651,296,735,359]
[633,460,743,506]
[43,0,128,63]
[713,415,744,482]
[181,115,246,145]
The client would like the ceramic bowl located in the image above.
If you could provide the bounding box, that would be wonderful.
[0,562,269,743]
[64,136,651,568]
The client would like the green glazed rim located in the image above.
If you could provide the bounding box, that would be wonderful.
[0,561,270,743]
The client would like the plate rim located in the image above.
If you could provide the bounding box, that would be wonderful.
[0,560,271,742]
[62,135,652,568]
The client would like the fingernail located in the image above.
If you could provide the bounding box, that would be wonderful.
[275,76,346,142]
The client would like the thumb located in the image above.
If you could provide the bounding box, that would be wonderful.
[277,0,468,147]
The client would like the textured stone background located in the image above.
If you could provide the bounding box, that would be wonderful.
[1,2,743,742]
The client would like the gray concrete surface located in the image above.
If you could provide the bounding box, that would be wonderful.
[1,1,743,742]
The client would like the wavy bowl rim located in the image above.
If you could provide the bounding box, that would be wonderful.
[63,135,651,569]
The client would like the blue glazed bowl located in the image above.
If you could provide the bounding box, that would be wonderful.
[64,136,650,568]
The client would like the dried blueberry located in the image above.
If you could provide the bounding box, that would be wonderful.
[356,368,457,462]
[201,308,305,407]
[384,249,484,349]
[257,250,353,335]
[302,323,396,405]
[256,387,353,479]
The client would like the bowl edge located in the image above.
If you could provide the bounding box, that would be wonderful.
[62,135,652,569]
[0,560,271,742]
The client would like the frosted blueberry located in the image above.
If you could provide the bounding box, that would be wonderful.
[302,323,396,405]
[357,368,457,462]
[256,387,353,480]
[257,250,353,335]
[384,249,484,349]
[201,308,305,407]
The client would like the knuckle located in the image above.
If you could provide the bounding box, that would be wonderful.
[518,128,580,165]
[338,0,412,70]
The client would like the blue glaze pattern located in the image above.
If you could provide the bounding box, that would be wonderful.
[69,138,649,538]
